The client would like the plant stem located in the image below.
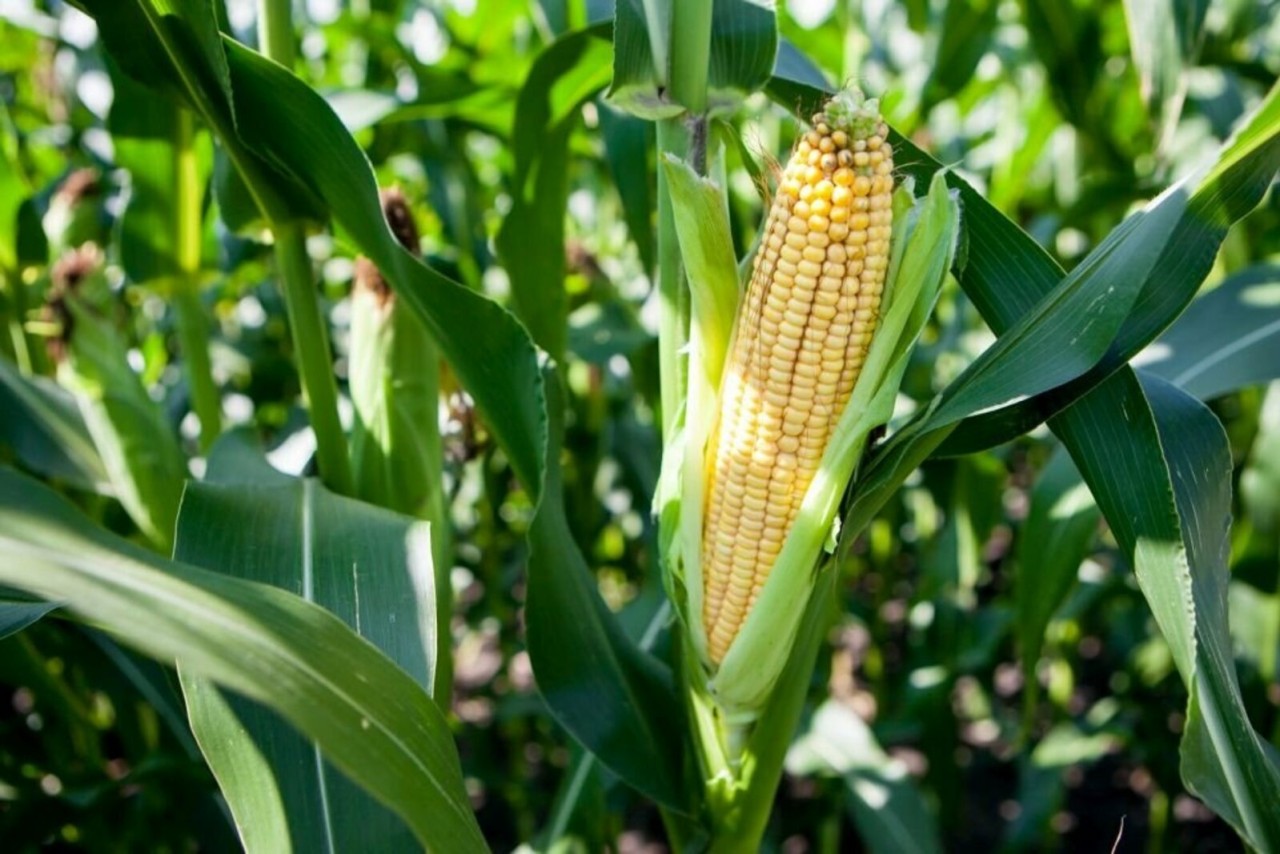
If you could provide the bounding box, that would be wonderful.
[669,0,714,115]
[273,222,354,494]
[255,0,352,493]
[258,0,296,69]
[171,109,222,453]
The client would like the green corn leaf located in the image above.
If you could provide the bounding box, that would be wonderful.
[1052,372,1280,848]
[1139,263,1280,400]
[78,0,547,501]
[0,357,109,492]
[525,368,692,811]
[496,27,612,362]
[0,600,58,640]
[937,79,1280,455]
[0,466,486,852]
[177,433,438,852]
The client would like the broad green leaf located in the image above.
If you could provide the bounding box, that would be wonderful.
[534,600,675,850]
[0,358,109,492]
[182,674,292,853]
[0,466,486,852]
[176,433,437,851]
[221,39,547,498]
[81,0,326,224]
[496,28,613,361]
[707,0,777,104]
[938,79,1280,455]
[79,1,548,499]
[787,701,943,854]
[927,182,1185,428]
[1139,264,1280,400]
[1013,449,1100,683]
[1054,372,1280,848]
[766,59,1280,846]
[525,370,691,811]
[842,180,1187,536]
[0,600,58,640]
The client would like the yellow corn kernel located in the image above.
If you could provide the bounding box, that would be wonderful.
[701,97,894,664]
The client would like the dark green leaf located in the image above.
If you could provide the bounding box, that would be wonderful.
[1139,263,1280,400]
[0,600,58,640]
[921,0,1000,115]
[600,104,656,273]
[525,369,691,811]
[938,79,1280,455]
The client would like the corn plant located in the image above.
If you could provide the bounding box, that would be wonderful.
[1,0,1279,851]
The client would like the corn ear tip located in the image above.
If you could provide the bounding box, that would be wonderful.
[820,87,882,138]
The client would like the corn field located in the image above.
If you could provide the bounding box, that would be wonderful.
[1,0,1279,851]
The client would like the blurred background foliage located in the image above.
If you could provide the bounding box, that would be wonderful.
[0,0,1278,850]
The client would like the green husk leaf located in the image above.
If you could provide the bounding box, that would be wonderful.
[711,171,960,718]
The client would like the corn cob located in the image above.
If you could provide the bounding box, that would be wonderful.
[701,92,894,664]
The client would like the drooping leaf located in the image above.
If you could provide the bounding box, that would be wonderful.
[525,369,691,811]
[1054,372,1280,848]
[0,466,485,852]
[842,179,1188,536]
[176,432,438,851]
[938,79,1280,454]
[78,0,548,501]
[1138,263,1280,400]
